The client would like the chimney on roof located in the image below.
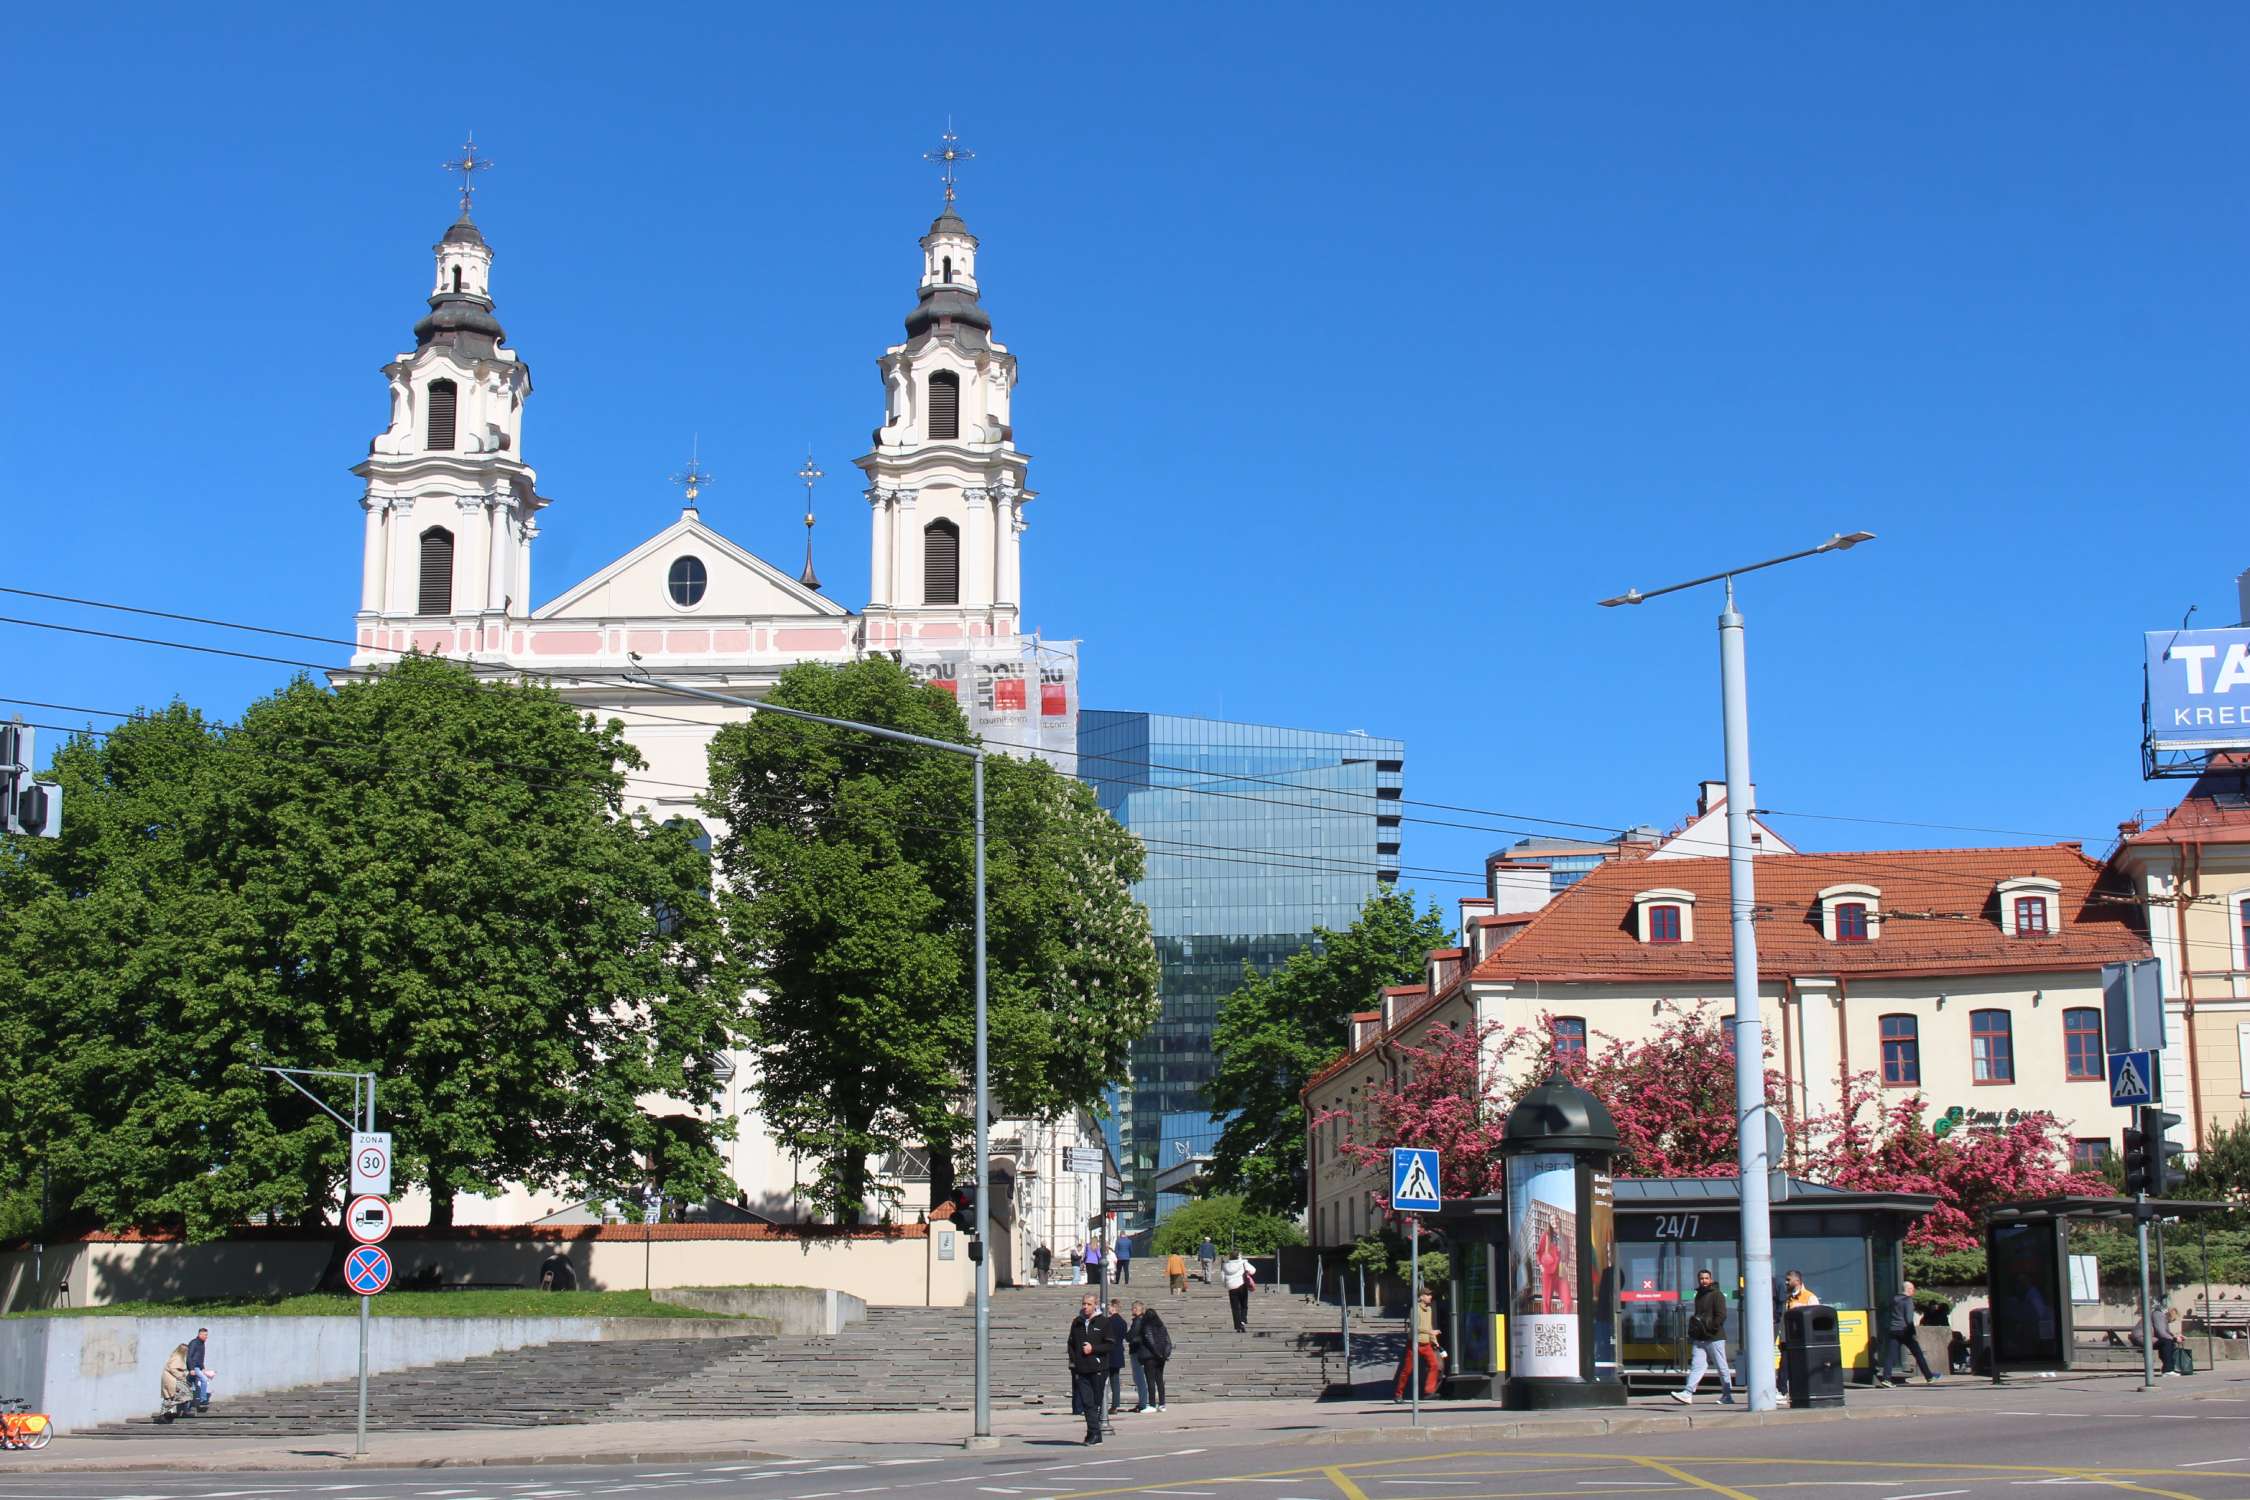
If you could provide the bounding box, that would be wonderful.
[1698,780,1753,816]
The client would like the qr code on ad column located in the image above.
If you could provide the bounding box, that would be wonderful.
[1534,1323,1571,1360]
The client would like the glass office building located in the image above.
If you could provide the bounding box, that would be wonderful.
[1078,712,1405,1208]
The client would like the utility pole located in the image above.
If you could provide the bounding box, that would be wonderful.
[1601,531,1875,1413]
[258,1065,377,1455]
[631,672,997,1448]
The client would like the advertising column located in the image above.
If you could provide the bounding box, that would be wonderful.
[1500,1079,1625,1411]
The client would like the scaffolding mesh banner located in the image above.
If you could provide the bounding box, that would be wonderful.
[902,640,1079,772]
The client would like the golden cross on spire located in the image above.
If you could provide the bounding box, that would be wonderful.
[923,119,973,207]
[671,438,714,508]
[443,132,494,217]
[796,450,824,591]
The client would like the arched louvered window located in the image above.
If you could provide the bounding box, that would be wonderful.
[923,519,960,605]
[927,371,959,441]
[450,266,463,292]
[426,378,458,451]
[418,527,455,615]
[942,255,953,284]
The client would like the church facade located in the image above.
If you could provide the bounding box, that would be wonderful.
[342,181,1104,1252]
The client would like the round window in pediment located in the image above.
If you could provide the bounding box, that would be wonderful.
[668,555,708,608]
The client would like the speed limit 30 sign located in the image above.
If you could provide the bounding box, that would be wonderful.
[350,1131,392,1197]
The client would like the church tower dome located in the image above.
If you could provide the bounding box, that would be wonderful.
[348,137,548,668]
[856,128,1034,649]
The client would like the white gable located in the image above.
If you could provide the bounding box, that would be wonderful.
[535,513,848,622]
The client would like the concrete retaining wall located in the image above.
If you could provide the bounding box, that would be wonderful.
[653,1285,867,1335]
[0,1223,975,1314]
[0,1314,752,1435]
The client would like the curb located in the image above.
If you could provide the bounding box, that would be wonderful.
[0,1447,798,1475]
[1302,1403,1918,1445]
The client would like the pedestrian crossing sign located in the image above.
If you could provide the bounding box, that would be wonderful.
[1392,1146,1442,1213]
[2108,1049,2156,1108]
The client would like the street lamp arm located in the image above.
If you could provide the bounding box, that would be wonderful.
[1596,531,1875,607]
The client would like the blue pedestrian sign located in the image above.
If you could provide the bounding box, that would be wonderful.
[2108,1050,2157,1108]
[344,1244,393,1296]
[1391,1147,1442,1213]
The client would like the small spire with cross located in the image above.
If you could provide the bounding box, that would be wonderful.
[923,119,973,208]
[671,438,714,514]
[443,132,495,218]
[796,450,824,591]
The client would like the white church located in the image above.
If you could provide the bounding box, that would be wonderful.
[343,154,1110,1257]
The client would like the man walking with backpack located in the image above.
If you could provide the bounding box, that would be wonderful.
[1128,1299,1172,1412]
[1670,1268,1735,1405]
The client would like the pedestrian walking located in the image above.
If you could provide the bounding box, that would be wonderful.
[1085,1237,1104,1289]
[1393,1286,1443,1401]
[1775,1269,1817,1402]
[1067,1294,1112,1445]
[184,1326,214,1411]
[1167,1250,1188,1296]
[1222,1249,1254,1332]
[1129,1298,1173,1412]
[1034,1243,1054,1286]
[1115,1233,1133,1284]
[1198,1235,1217,1285]
[1669,1268,1735,1405]
[1104,1298,1130,1415]
[1876,1279,1937,1386]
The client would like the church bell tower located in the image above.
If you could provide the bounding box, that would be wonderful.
[857,128,1033,647]
[352,137,546,662]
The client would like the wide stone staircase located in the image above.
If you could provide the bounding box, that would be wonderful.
[87,1283,1406,1436]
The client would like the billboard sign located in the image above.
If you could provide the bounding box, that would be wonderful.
[901,639,1079,773]
[2146,629,2250,757]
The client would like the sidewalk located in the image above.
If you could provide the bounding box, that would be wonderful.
[7,1367,2235,1475]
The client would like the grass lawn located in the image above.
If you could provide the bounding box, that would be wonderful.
[11,1289,745,1320]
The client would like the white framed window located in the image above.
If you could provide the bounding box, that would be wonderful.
[1818,883,1882,943]
[1632,888,1697,944]
[1995,876,2063,939]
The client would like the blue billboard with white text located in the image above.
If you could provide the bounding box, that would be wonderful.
[2146,628,2250,760]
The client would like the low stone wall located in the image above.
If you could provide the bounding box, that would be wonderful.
[0,1313,752,1435]
[0,1221,975,1314]
[653,1285,867,1336]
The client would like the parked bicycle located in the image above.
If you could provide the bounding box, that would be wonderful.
[0,1398,53,1451]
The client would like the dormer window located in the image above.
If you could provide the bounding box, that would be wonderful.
[1818,884,1881,942]
[1995,876,2062,939]
[1632,888,1696,944]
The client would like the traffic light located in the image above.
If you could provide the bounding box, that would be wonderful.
[0,724,61,839]
[2122,1120,2150,1195]
[2141,1107,2187,1196]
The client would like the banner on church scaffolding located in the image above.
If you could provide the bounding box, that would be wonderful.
[900,640,1079,772]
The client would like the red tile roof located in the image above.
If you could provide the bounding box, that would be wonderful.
[2122,758,2250,848]
[1467,844,2147,984]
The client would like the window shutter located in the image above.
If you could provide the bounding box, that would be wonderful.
[419,528,455,615]
[427,379,458,451]
[923,520,959,605]
[927,372,959,441]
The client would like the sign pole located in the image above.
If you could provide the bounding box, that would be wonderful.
[357,1073,374,1458]
[1408,1215,1421,1427]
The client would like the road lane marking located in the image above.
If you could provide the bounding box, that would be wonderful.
[1883,1492,1970,1499]
[1627,1458,1759,1500]
[1320,1470,1373,1500]
[2177,1461,2250,1468]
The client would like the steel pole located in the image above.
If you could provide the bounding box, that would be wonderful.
[972,750,992,1440]
[2138,1200,2156,1389]
[1720,580,1778,1413]
[1409,1216,1422,1426]
[356,1073,373,1458]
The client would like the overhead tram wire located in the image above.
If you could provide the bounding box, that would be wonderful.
[0,590,2196,909]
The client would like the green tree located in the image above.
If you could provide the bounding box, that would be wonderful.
[1206,889,1450,1216]
[0,658,743,1236]
[702,659,1157,1221]
[1148,1194,1305,1256]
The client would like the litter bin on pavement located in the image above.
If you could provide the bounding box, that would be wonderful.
[1783,1305,1845,1408]
[1967,1307,1994,1377]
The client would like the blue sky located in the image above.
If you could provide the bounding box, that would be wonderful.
[3,4,2245,900]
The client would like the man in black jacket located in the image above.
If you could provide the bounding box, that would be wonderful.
[1128,1300,1173,1412]
[1877,1279,1937,1386]
[1067,1294,1112,1445]
[1670,1269,1735,1405]
[1104,1298,1131,1415]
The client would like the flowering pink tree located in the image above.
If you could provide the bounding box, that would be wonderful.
[1315,1021,1531,1206]
[1802,1075,2109,1250]
[1554,1004,1789,1178]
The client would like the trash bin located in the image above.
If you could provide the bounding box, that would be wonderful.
[1783,1305,1845,1408]
[1968,1308,1994,1377]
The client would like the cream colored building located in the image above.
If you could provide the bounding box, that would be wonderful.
[1306,842,2151,1247]
[342,182,1093,1233]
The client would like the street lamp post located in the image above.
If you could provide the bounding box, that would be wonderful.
[636,674,997,1447]
[1598,531,1874,1414]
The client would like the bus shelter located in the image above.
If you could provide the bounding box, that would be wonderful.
[1983,1196,2231,1374]
[1432,1176,1936,1394]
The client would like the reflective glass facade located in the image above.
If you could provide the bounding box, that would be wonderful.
[1079,711,1405,1206]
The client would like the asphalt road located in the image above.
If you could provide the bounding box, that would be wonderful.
[2,1385,2244,1500]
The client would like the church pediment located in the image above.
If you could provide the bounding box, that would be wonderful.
[534,514,848,622]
